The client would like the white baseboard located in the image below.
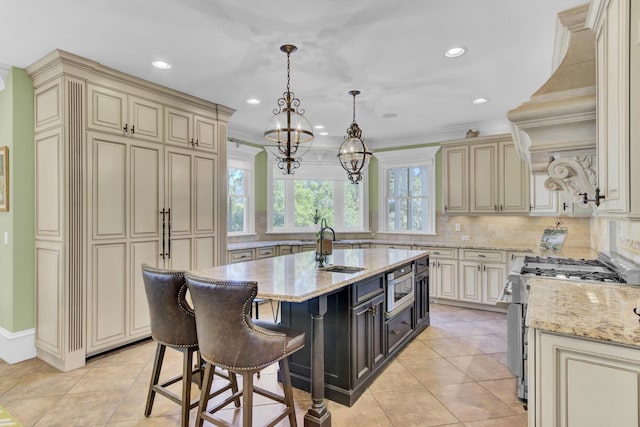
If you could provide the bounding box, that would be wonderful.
[0,327,37,364]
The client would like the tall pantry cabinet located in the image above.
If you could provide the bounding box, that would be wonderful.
[27,50,234,371]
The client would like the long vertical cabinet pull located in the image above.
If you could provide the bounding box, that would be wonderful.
[166,208,172,259]
[160,209,166,259]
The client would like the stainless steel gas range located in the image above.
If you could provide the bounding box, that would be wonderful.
[497,252,640,401]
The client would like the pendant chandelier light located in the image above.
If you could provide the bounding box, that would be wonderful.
[264,44,314,175]
[338,90,371,184]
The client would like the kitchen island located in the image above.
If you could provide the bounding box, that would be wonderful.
[191,247,429,427]
[526,277,640,427]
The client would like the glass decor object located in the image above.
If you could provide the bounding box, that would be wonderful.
[338,90,371,184]
[264,44,314,175]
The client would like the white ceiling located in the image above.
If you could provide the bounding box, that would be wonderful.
[0,0,587,148]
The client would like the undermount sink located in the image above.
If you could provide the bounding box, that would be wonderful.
[318,265,365,274]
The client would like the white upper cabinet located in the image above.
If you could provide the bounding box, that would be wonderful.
[165,107,217,152]
[589,0,640,219]
[87,84,163,143]
[442,134,530,215]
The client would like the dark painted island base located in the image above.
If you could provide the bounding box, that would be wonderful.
[280,255,430,407]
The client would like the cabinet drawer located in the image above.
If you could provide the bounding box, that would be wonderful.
[278,245,296,256]
[228,249,254,263]
[351,274,384,306]
[416,247,457,259]
[460,249,505,263]
[387,307,414,354]
[256,246,276,259]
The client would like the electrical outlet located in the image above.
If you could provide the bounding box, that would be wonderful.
[461,235,470,241]
[455,223,461,232]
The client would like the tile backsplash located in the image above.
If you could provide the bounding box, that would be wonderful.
[231,211,592,251]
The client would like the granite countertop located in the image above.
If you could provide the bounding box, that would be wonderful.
[527,277,640,348]
[227,239,537,253]
[190,248,428,303]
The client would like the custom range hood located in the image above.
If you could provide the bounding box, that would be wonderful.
[508,4,597,208]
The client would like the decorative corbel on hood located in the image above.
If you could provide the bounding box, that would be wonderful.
[508,4,597,204]
[545,151,597,212]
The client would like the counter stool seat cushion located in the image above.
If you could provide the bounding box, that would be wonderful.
[253,319,305,353]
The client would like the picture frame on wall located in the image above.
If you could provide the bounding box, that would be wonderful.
[0,146,8,212]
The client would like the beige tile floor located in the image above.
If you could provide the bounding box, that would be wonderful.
[0,304,528,426]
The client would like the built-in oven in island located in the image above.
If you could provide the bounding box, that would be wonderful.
[385,263,415,318]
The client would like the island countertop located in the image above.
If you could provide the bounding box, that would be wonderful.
[190,248,428,303]
[526,277,640,347]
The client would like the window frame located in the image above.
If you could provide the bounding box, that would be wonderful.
[266,148,370,233]
[227,141,262,236]
[375,146,440,235]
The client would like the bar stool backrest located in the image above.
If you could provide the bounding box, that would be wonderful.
[185,275,288,371]
[141,264,197,348]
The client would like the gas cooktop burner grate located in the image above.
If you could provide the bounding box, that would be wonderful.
[523,256,604,266]
[520,266,626,283]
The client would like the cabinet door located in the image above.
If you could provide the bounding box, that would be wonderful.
[429,260,437,298]
[128,96,163,143]
[414,271,429,327]
[87,84,127,135]
[470,142,499,213]
[499,142,529,213]
[459,261,482,302]
[530,174,558,215]
[442,145,469,213]
[536,331,640,427]
[595,0,629,213]
[165,148,217,269]
[194,114,217,152]
[437,260,458,299]
[351,294,384,386]
[483,263,506,305]
[165,107,194,147]
[88,243,127,352]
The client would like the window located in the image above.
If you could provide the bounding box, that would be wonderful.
[267,149,368,232]
[227,142,262,235]
[375,146,440,235]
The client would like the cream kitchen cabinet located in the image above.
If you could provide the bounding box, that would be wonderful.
[228,248,255,263]
[529,330,640,427]
[458,249,506,305]
[87,83,163,143]
[29,50,232,371]
[418,247,458,300]
[589,0,640,219]
[442,145,469,213]
[85,133,218,354]
[165,106,218,152]
[530,174,593,217]
[443,134,529,214]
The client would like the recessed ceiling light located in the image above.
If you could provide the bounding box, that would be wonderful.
[151,60,171,70]
[246,98,261,105]
[319,132,329,136]
[382,113,398,119]
[314,125,325,129]
[472,97,489,104]
[444,47,467,58]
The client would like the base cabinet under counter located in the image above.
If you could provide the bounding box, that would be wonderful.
[529,329,640,427]
[280,254,430,406]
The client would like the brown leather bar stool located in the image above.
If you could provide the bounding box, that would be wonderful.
[185,274,305,427]
[141,264,239,427]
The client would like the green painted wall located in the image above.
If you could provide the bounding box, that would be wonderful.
[0,68,35,332]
